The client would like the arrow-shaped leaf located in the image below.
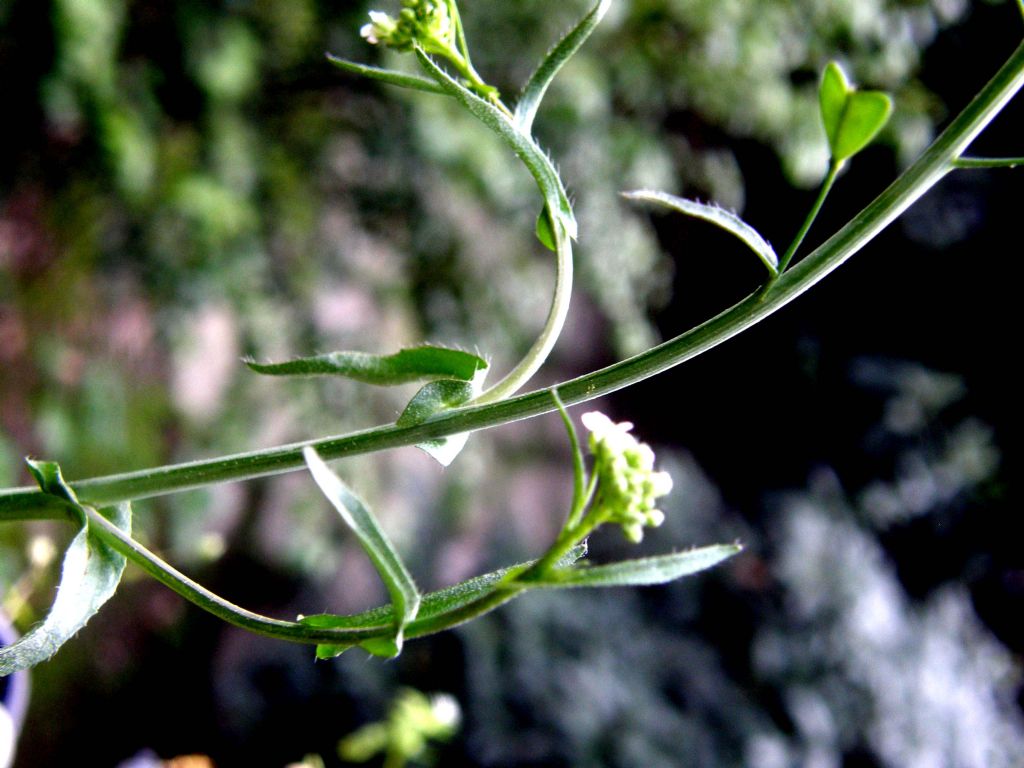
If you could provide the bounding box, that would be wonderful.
[624,191,778,276]
[0,461,131,676]
[303,447,420,657]
[528,544,741,588]
[514,0,612,134]
[819,62,893,163]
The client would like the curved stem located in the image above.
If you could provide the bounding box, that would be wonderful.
[83,506,385,645]
[1,40,1022,517]
[776,160,840,274]
[86,503,535,646]
[472,215,573,405]
[552,389,589,530]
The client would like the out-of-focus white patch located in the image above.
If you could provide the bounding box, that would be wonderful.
[172,303,238,421]
[430,692,461,729]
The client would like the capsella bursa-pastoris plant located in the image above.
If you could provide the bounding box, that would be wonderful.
[1,0,1022,674]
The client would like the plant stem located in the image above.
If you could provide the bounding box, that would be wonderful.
[551,389,589,530]
[83,506,386,645]
[776,160,840,274]
[2,40,1023,519]
[86,503,535,646]
[953,156,1024,168]
[472,213,574,405]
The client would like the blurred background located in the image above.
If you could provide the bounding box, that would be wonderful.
[1,0,1022,766]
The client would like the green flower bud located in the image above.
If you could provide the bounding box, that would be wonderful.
[581,411,673,543]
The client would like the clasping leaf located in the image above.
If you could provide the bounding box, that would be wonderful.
[303,544,588,660]
[248,345,489,465]
[0,461,131,676]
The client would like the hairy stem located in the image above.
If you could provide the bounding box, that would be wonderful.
[2,40,1022,519]
[473,217,574,405]
[83,506,385,645]
[86,504,534,646]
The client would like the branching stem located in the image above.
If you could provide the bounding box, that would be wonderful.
[2,40,1022,524]
[776,160,840,275]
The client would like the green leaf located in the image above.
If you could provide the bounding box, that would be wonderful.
[819,62,893,163]
[396,379,477,465]
[513,0,611,134]
[623,191,779,276]
[1,461,131,676]
[248,345,489,466]
[535,205,556,251]
[303,447,420,657]
[304,544,588,659]
[530,544,741,588]
[25,459,79,507]
[245,345,487,386]
[327,54,449,95]
[414,47,577,241]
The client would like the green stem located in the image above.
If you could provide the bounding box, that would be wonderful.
[518,513,602,582]
[86,503,534,645]
[551,389,589,530]
[472,213,574,405]
[953,155,1024,168]
[83,506,385,645]
[2,39,1023,519]
[776,160,841,274]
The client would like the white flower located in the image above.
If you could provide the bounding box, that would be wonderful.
[581,410,673,543]
[360,11,397,45]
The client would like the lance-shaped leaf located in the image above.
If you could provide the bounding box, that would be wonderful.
[327,54,449,96]
[415,47,577,242]
[514,0,612,134]
[528,544,741,588]
[303,544,588,659]
[623,191,779,276]
[303,447,420,657]
[245,345,487,386]
[0,461,131,676]
[819,62,893,163]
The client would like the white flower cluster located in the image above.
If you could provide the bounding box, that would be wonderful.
[360,0,455,56]
[582,411,673,543]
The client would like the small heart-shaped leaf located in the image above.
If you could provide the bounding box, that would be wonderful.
[819,62,893,163]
